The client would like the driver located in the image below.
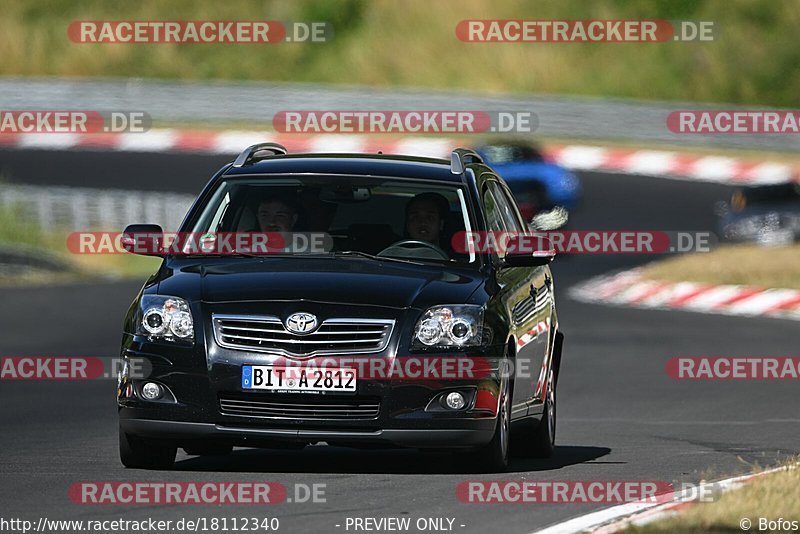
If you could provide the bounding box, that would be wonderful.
[246,194,304,254]
[405,192,450,247]
[257,195,299,232]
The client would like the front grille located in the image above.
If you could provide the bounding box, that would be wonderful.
[219,394,381,420]
[213,314,394,356]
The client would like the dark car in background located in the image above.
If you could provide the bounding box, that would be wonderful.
[716,182,800,246]
[474,140,582,222]
[117,144,564,472]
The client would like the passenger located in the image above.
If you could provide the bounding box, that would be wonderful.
[405,192,450,247]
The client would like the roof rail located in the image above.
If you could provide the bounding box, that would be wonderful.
[232,142,288,167]
[450,148,484,174]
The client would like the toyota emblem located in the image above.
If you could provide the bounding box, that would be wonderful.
[285,312,318,334]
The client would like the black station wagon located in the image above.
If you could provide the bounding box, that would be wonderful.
[117,144,564,471]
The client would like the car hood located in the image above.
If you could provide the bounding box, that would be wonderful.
[155,256,485,310]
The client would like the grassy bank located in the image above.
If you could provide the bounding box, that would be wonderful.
[641,244,800,290]
[0,204,160,286]
[629,464,799,533]
[2,0,800,106]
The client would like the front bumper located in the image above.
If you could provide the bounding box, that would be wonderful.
[118,305,506,450]
[119,417,495,449]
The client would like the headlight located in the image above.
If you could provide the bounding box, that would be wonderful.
[413,305,484,348]
[136,295,194,343]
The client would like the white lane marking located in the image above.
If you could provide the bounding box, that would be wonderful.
[725,288,800,315]
[533,464,796,534]
[742,162,795,184]
[679,285,747,311]
[551,145,610,169]
[6,129,798,187]
[17,133,80,149]
[116,130,177,152]
[625,150,679,175]
[308,134,366,153]
[392,137,452,158]
[688,156,739,182]
[212,131,272,154]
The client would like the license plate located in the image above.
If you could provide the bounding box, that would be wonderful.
[241,365,357,393]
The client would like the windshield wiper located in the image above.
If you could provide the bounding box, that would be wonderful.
[331,250,426,265]
[171,252,293,259]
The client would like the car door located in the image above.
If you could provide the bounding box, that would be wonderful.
[487,180,552,416]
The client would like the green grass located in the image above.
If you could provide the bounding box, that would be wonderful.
[0,204,160,286]
[641,244,800,290]
[627,463,800,533]
[2,0,800,106]
[0,203,48,248]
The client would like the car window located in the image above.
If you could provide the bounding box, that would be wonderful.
[490,182,525,233]
[483,185,507,234]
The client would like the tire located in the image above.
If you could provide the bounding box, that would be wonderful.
[530,367,556,458]
[473,378,510,472]
[183,443,233,456]
[119,425,177,469]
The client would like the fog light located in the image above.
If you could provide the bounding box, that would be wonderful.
[445,391,466,410]
[141,382,163,400]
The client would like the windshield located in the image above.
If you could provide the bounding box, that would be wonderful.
[186,175,476,264]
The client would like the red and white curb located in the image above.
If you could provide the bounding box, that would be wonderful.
[547,145,799,185]
[533,464,796,534]
[0,129,797,186]
[569,268,800,321]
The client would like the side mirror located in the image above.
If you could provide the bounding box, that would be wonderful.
[529,206,569,231]
[502,235,556,267]
[121,224,165,257]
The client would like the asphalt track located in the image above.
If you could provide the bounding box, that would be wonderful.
[0,149,797,533]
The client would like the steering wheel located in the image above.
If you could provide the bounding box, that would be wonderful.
[377,239,450,261]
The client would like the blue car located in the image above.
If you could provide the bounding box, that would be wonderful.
[475,141,582,221]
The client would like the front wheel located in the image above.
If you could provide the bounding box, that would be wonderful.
[119,425,177,469]
[530,368,556,458]
[473,379,510,472]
